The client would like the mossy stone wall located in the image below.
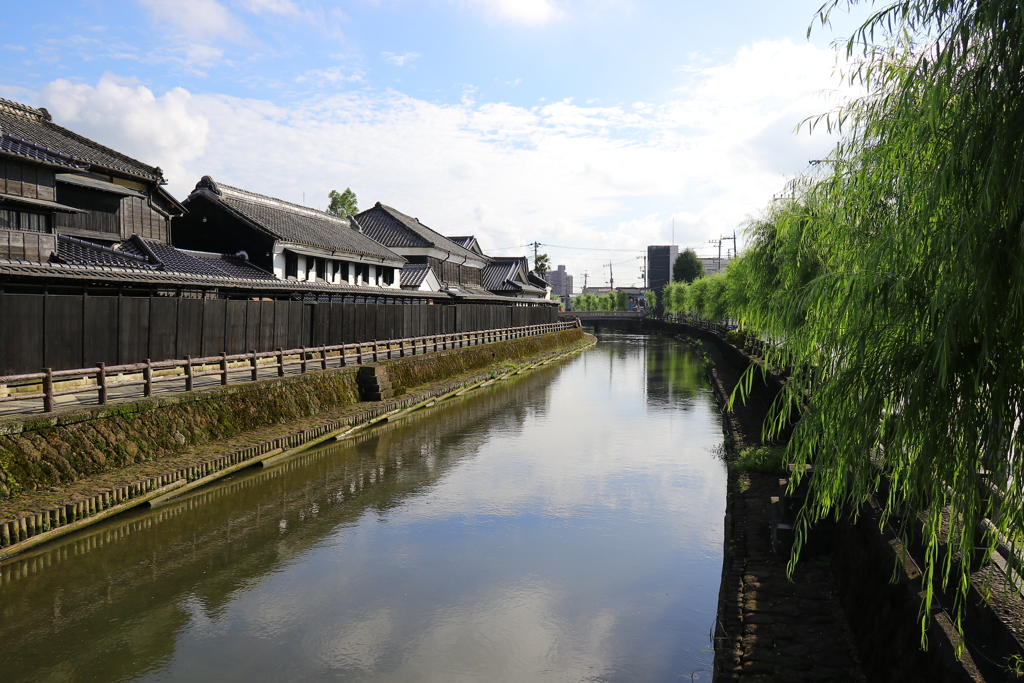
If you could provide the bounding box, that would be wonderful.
[0,327,584,500]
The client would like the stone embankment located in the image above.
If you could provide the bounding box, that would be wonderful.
[651,319,1019,683]
[0,327,591,561]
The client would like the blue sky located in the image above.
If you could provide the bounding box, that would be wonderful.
[1,0,868,286]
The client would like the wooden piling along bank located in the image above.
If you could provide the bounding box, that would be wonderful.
[0,326,591,561]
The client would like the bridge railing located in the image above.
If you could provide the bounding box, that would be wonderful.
[560,310,645,318]
[0,320,582,414]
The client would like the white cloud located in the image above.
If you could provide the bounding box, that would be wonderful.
[237,0,303,16]
[37,75,210,189]
[10,38,851,279]
[382,51,420,67]
[138,0,244,42]
[464,0,564,25]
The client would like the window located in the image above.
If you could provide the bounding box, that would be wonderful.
[316,257,327,281]
[331,260,341,282]
[382,267,394,286]
[0,209,49,232]
[355,263,369,284]
[285,251,298,279]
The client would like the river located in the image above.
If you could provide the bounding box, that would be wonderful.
[0,332,727,682]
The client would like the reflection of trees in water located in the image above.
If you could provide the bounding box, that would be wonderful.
[0,364,562,683]
[645,338,707,409]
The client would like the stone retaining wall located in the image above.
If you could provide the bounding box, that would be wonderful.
[0,327,585,501]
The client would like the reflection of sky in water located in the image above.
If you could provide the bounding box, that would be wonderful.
[1,333,725,683]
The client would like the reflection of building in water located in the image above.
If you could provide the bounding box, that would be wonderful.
[0,364,562,682]
[644,338,707,408]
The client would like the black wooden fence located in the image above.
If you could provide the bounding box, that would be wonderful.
[0,292,556,375]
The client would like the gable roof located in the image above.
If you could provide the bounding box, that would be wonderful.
[186,176,404,263]
[447,235,485,256]
[399,263,433,288]
[0,99,164,181]
[353,203,486,263]
[480,256,546,294]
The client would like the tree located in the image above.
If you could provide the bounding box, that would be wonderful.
[672,249,705,283]
[644,289,657,311]
[533,253,550,278]
[734,0,1024,640]
[327,188,358,218]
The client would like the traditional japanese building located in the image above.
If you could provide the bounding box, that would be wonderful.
[352,203,492,295]
[0,98,184,261]
[480,256,549,299]
[173,177,406,290]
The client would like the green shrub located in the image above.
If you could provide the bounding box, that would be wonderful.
[736,445,787,475]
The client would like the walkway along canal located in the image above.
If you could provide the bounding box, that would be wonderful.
[1,331,727,682]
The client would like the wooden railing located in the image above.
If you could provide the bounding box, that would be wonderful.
[0,320,582,414]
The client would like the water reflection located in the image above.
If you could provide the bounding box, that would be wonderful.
[0,333,725,683]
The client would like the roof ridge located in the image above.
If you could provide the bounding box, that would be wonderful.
[57,233,152,264]
[215,181,353,225]
[0,98,162,180]
[0,98,50,121]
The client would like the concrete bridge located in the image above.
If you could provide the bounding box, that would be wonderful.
[558,310,645,331]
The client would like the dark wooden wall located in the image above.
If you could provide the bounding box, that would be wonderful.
[0,159,56,201]
[0,293,558,374]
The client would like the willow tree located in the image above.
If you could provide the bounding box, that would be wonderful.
[750,0,1024,641]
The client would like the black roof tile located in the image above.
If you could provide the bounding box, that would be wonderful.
[399,263,432,288]
[0,99,163,181]
[188,177,404,263]
[354,204,487,263]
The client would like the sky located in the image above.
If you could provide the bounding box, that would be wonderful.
[0,0,870,288]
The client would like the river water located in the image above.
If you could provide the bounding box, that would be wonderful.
[0,332,727,683]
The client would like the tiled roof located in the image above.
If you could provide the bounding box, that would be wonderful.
[1,132,86,169]
[481,256,547,294]
[0,99,163,181]
[138,238,278,280]
[189,177,404,263]
[57,235,154,270]
[54,234,277,280]
[480,261,520,291]
[399,263,432,288]
[353,203,487,263]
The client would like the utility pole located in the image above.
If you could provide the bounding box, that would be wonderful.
[607,261,614,290]
[721,232,737,270]
[530,241,541,266]
[583,271,589,291]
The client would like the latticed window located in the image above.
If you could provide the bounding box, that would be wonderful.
[0,209,50,232]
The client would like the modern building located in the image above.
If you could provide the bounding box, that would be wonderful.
[545,264,573,299]
[646,245,678,291]
[700,256,733,276]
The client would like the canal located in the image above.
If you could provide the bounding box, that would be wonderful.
[0,332,727,682]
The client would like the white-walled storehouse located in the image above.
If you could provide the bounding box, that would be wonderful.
[174,177,405,290]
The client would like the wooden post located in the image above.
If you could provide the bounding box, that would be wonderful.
[97,362,107,405]
[301,350,308,373]
[340,345,347,367]
[277,348,284,376]
[250,351,258,381]
[184,356,194,391]
[373,343,379,362]
[321,347,327,370]
[42,368,54,413]
[356,344,363,365]
[220,353,228,386]
[399,340,406,357]
[144,359,153,397]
